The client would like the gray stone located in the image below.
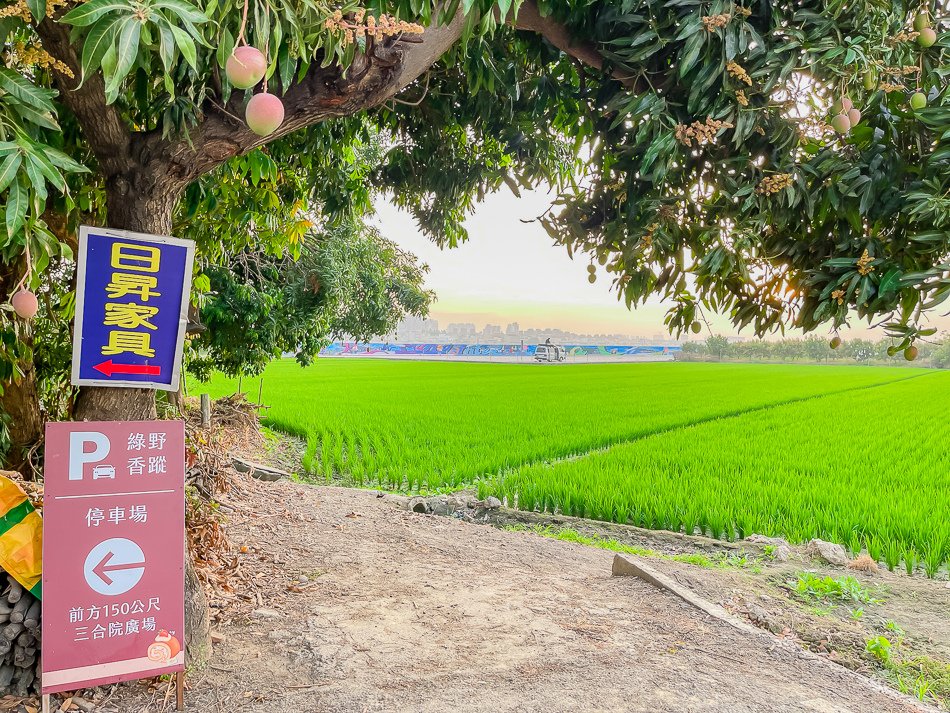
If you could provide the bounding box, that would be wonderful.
[806,539,848,566]
[746,534,790,548]
[483,496,502,510]
[232,457,291,481]
[427,496,454,516]
[742,601,783,634]
[407,496,430,514]
[774,544,792,562]
[267,629,292,641]
[252,608,281,620]
[446,495,474,512]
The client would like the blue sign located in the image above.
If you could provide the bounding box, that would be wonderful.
[71,226,195,391]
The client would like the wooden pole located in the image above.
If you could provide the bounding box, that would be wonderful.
[176,670,185,710]
[42,694,49,713]
[200,394,211,428]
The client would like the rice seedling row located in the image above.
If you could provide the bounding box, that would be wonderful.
[202,359,918,492]
[479,372,950,574]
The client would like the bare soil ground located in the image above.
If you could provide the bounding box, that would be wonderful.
[106,475,940,713]
[482,506,950,683]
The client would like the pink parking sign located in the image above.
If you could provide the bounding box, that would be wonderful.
[42,420,185,695]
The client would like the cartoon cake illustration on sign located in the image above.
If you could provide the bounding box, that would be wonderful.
[147,630,181,662]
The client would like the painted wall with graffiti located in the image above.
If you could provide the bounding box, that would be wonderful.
[320,343,681,357]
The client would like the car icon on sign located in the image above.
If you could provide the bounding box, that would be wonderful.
[92,465,116,480]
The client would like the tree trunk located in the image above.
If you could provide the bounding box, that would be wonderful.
[0,362,41,476]
[72,181,211,666]
[0,260,42,476]
[72,386,158,423]
[183,550,210,665]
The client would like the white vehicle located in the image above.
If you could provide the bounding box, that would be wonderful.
[92,464,116,480]
[534,344,566,362]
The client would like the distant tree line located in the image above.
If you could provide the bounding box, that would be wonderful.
[680,334,950,368]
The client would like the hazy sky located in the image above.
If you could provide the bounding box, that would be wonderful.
[373,189,950,340]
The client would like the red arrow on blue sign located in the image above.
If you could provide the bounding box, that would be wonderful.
[92,360,162,377]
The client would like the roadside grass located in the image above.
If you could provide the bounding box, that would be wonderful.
[792,573,881,605]
[503,525,760,571]
[865,625,950,707]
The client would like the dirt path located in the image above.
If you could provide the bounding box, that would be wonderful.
[118,478,931,713]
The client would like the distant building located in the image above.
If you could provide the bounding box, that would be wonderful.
[374,315,681,346]
[446,322,477,339]
[397,315,439,341]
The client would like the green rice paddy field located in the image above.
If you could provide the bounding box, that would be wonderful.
[203,360,950,573]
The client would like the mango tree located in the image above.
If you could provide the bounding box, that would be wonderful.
[0,0,947,657]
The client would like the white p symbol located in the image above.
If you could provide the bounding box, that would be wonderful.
[69,432,110,481]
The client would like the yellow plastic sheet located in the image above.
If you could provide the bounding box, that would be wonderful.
[0,475,42,599]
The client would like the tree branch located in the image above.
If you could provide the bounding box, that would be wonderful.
[34,18,132,178]
[39,1,628,204]
[140,9,467,193]
[512,0,642,92]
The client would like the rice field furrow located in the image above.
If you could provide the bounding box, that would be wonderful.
[503,369,932,474]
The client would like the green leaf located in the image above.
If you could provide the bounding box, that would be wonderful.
[823,258,857,268]
[216,26,234,69]
[169,23,197,69]
[25,0,45,23]
[23,155,47,201]
[151,0,208,25]
[0,69,55,112]
[156,20,176,72]
[193,272,211,292]
[104,16,142,98]
[42,146,87,174]
[79,15,123,78]
[5,177,26,238]
[277,40,293,93]
[876,268,901,298]
[58,240,73,261]
[679,33,704,78]
[7,100,59,131]
[856,275,873,305]
[0,152,22,193]
[100,42,117,79]
[29,149,66,192]
[909,231,946,244]
[60,0,132,26]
